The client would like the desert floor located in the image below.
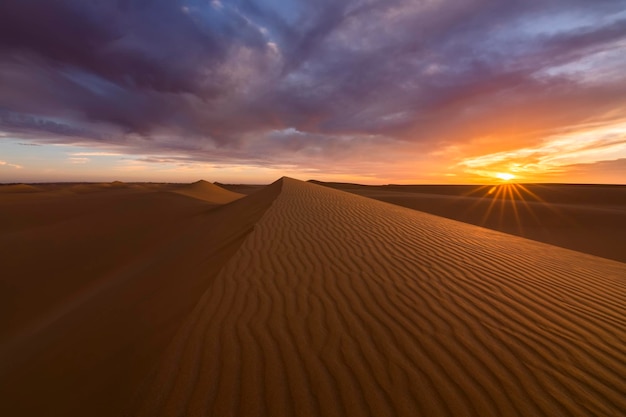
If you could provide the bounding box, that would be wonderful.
[1,178,625,416]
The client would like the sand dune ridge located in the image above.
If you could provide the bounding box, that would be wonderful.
[136,177,626,417]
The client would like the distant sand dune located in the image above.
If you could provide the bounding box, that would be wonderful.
[172,179,244,204]
[135,178,626,417]
[0,184,42,193]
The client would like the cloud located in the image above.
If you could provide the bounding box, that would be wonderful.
[555,158,626,184]
[458,119,626,180]
[0,160,22,169]
[70,152,121,157]
[1,0,625,178]
[68,157,90,164]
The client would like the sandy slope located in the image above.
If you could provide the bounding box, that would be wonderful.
[136,177,626,417]
[0,181,274,417]
[313,181,626,263]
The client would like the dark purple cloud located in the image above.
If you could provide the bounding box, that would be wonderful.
[1,0,625,167]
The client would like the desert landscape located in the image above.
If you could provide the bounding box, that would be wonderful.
[2,1,626,415]
[1,178,625,417]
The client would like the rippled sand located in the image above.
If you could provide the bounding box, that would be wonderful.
[2,178,625,416]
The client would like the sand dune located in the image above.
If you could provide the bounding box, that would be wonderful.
[0,181,274,417]
[172,180,244,204]
[134,178,626,417]
[0,184,42,193]
[312,181,626,263]
[2,178,625,416]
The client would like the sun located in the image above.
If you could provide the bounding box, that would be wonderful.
[495,172,515,181]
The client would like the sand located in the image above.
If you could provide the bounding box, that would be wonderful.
[0,181,264,416]
[1,178,625,416]
[173,180,244,204]
[312,181,626,264]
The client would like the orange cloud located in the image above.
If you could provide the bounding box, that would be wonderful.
[458,119,626,182]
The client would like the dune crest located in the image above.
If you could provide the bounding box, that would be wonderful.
[136,177,626,417]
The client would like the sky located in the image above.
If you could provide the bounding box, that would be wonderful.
[1,0,625,184]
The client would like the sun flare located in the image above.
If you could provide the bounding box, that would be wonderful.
[495,172,515,181]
